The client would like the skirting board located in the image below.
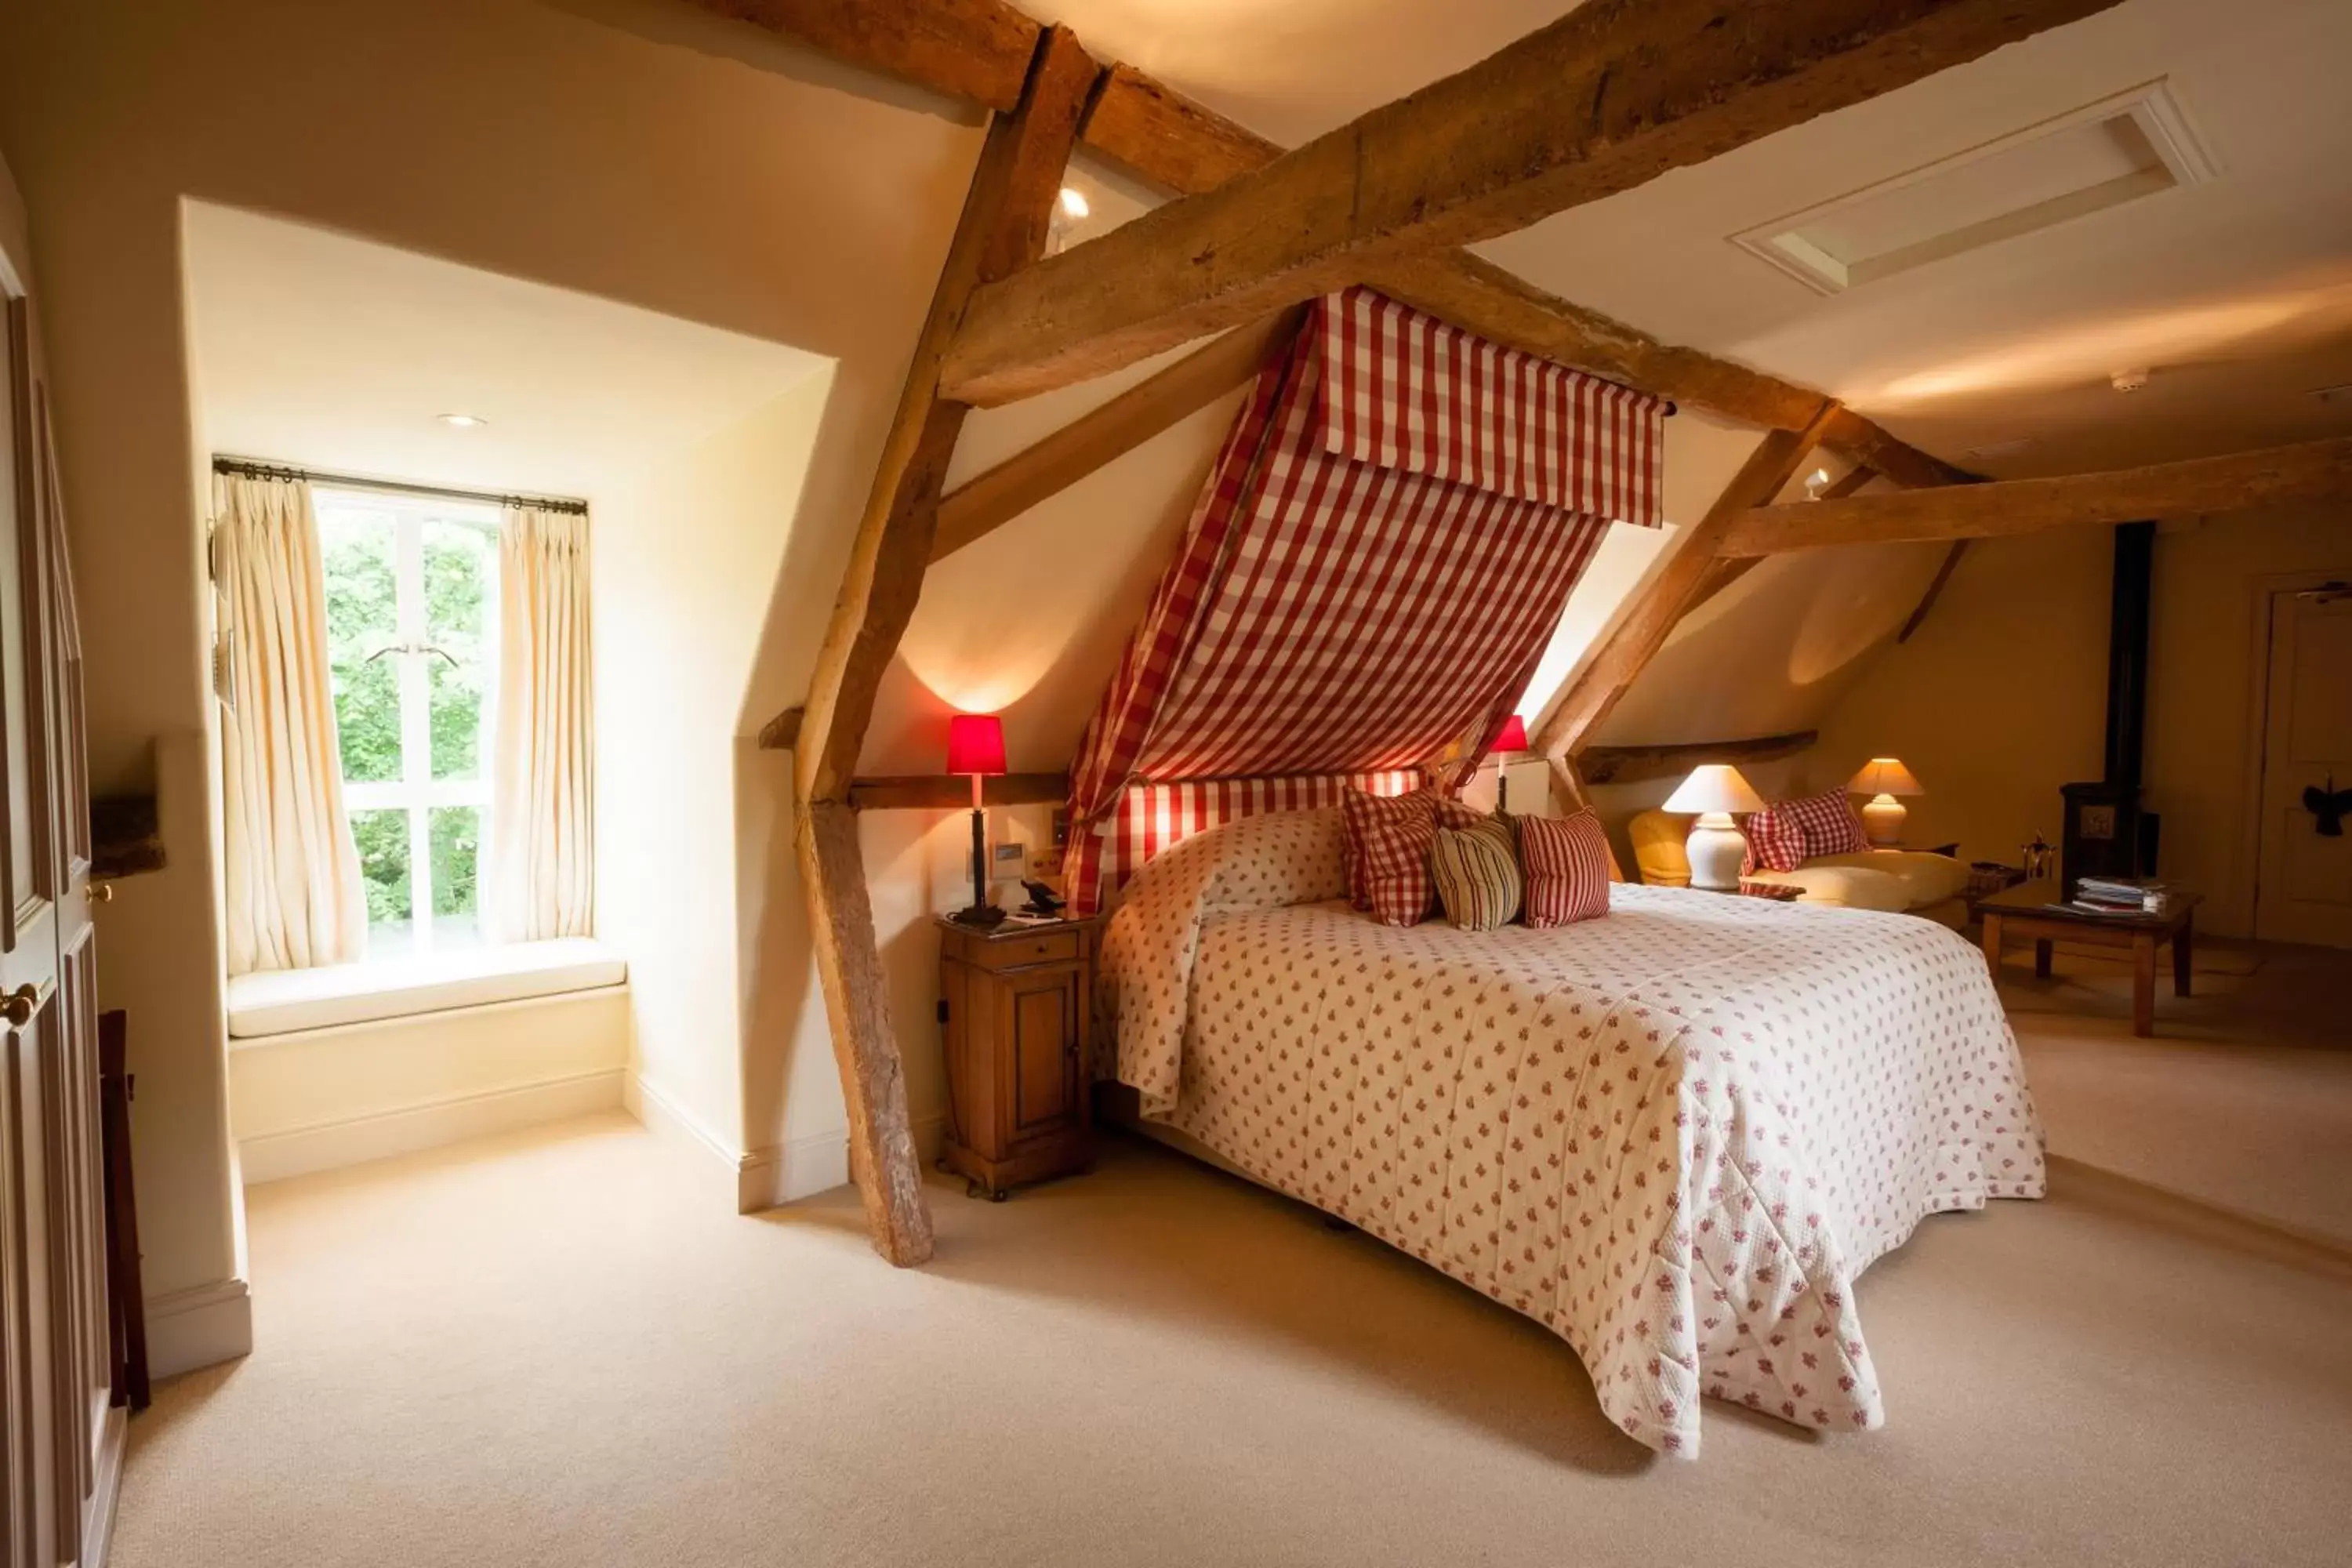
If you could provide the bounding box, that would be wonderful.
[239,1068,626,1185]
[623,1073,943,1214]
[146,1276,254,1380]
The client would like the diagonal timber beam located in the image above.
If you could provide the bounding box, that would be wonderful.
[793,26,1101,1265]
[942,0,2125,405]
[1718,434,2352,557]
[1080,72,1972,486]
[930,306,1305,562]
[1896,540,1971,642]
[1683,464,1877,615]
[677,0,1040,111]
[1534,406,1839,760]
[677,0,1971,487]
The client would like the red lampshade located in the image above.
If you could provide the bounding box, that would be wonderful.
[1492,714,1529,754]
[945,713,1007,777]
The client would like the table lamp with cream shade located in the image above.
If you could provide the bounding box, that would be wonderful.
[1662,764,1768,891]
[1847,757,1925,847]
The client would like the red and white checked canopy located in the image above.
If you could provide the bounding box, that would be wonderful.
[1063,289,1668,913]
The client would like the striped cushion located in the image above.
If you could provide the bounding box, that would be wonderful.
[1432,816,1523,931]
[1341,787,1483,927]
[1519,809,1612,927]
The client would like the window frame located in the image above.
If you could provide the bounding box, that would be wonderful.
[315,486,499,956]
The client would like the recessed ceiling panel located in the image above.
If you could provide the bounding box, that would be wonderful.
[1732,82,2217,296]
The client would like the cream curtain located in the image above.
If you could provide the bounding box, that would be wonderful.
[485,505,593,941]
[215,472,367,974]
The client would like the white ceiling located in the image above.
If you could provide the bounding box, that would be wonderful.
[1033,0,2352,477]
[181,201,830,499]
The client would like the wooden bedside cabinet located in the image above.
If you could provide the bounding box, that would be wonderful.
[935,915,1100,1200]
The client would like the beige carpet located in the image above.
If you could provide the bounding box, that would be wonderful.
[120,1094,2350,1566]
[2004,936,2352,1247]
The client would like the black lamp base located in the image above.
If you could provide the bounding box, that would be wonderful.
[950,802,1002,927]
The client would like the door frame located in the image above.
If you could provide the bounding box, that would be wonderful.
[2238,566,2352,941]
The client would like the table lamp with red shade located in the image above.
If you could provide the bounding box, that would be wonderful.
[1490,714,1530,813]
[946,713,1008,927]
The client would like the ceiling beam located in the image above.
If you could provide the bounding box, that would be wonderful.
[1719,435,2352,557]
[677,0,1041,111]
[1896,539,1972,642]
[1080,74,1973,486]
[1581,729,1819,786]
[942,0,2123,405]
[1534,407,1839,758]
[931,307,1304,562]
[680,0,1972,488]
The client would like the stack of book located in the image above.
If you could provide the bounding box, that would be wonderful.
[2067,876,2176,916]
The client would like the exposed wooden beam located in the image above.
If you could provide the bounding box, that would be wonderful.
[1719,435,2352,557]
[848,772,1069,810]
[1078,74,1961,479]
[1079,62,1283,195]
[1534,407,1838,758]
[1581,729,1818,786]
[1897,539,1971,643]
[931,307,1305,562]
[678,0,1041,112]
[792,26,1100,1267]
[943,0,2122,405]
[757,705,803,750]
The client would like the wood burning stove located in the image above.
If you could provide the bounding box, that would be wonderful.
[2060,521,2160,895]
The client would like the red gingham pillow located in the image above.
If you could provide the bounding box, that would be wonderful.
[1740,808,1807,874]
[1780,788,1871,858]
[1518,808,1612,927]
[1341,788,1480,926]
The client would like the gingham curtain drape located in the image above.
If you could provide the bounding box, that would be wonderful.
[1062,289,1667,914]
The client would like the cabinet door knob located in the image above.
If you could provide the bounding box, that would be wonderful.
[2,984,40,1029]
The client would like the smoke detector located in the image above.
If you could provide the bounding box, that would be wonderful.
[2111,368,2151,394]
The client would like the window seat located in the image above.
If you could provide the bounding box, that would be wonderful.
[227,938,626,1040]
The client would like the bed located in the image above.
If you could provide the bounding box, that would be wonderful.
[1095,807,2046,1458]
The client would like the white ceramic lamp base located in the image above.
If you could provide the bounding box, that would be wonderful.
[1685,813,1748,891]
[1860,794,1907,847]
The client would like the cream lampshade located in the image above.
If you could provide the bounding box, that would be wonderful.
[1662,764,1768,891]
[1846,757,1924,847]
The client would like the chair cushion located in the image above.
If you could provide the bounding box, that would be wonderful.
[1519,808,1612,927]
[1740,863,1911,913]
[1780,788,1871,858]
[1432,816,1523,931]
[1628,808,1692,887]
[1805,849,1972,906]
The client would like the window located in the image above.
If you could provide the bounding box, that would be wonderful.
[317,488,499,956]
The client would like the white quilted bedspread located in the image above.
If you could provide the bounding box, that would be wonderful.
[1097,809,2045,1457]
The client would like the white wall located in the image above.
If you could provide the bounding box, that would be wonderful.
[595,371,833,1167]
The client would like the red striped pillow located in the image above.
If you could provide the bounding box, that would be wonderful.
[1518,808,1612,927]
[1341,787,1481,927]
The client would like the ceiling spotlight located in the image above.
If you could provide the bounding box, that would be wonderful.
[1057,187,1091,220]
[1803,467,1832,501]
[437,412,488,429]
[2109,368,2151,394]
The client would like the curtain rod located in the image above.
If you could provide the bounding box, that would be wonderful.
[210,456,590,517]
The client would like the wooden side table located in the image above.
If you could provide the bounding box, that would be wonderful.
[1970,881,2201,1037]
[935,915,1101,1200]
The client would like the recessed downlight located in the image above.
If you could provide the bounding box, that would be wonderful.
[437,412,488,429]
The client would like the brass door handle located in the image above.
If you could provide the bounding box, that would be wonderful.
[92,882,114,905]
[2,984,38,1029]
